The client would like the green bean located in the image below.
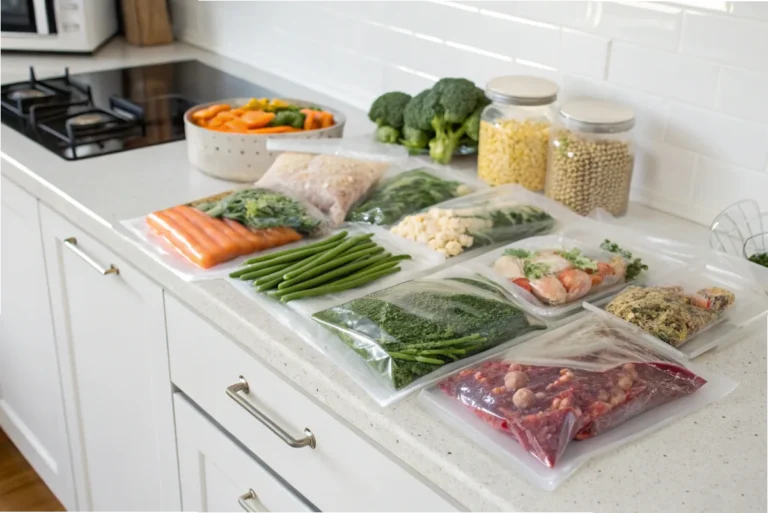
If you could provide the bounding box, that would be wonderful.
[232,239,342,277]
[333,255,409,285]
[278,247,385,289]
[238,262,291,281]
[272,253,390,297]
[280,267,400,303]
[254,250,326,286]
[242,231,347,265]
[282,233,374,280]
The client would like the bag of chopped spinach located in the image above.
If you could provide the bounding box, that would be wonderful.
[346,168,474,226]
[312,276,544,394]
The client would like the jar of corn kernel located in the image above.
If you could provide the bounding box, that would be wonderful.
[545,100,636,216]
[478,76,559,191]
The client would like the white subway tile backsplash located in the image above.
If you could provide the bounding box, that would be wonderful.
[608,42,719,107]
[692,157,768,218]
[680,11,768,71]
[716,67,768,124]
[559,29,610,79]
[175,0,768,226]
[665,103,768,170]
[587,2,684,51]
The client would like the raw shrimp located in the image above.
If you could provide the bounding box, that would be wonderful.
[493,255,525,279]
[690,287,736,312]
[532,251,573,274]
[530,275,567,305]
[557,269,593,302]
[597,255,627,286]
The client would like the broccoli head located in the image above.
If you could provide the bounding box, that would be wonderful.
[463,104,484,142]
[271,110,306,129]
[403,89,443,132]
[368,91,411,129]
[376,125,401,144]
[428,80,490,164]
[400,126,430,151]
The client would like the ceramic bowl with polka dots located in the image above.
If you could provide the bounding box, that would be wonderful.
[184,98,346,182]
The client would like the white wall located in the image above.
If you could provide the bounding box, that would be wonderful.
[172,0,768,225]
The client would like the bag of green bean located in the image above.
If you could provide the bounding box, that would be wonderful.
[346,168,475,226]
[312,273,544,404]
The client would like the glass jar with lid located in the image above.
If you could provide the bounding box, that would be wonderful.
[478,75,559,191]
[545,100,636,216]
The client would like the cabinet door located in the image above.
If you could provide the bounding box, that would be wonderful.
[39,204,180,511]
[0,176,76,509]
[175,394,314,512]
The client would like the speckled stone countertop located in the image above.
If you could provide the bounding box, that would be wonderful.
[2,38,766,512]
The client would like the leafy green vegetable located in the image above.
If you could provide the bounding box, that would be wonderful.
[748,252,768,268]
[346,169,470,225]
[504,248,533,258]
[270,110,306,128]
[600,239,648,281]
[312,278,541,389]
[557,248,598,272]
[523,260,550,280]
[199,188,322,235]
[467,205,555,246]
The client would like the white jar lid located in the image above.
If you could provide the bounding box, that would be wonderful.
[560,100,635,133]
[485,76,559,106]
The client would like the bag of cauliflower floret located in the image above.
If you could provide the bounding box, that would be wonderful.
[390,184,569,258]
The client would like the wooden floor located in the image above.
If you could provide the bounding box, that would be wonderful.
[0,429,64,512]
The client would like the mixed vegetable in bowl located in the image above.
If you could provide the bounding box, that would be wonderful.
[191,97,337,134]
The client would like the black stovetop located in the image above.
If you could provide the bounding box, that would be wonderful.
[0,60,277,161]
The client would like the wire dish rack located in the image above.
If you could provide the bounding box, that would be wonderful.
[709,199,768,261]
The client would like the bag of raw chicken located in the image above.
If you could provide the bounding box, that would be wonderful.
[261,138,408,226]
[422,314,736,489]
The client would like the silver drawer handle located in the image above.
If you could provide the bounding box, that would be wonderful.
[63,237,119,275]
[226,376,316,449]
[238,489,264,512]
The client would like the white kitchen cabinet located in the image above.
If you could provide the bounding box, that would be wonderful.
[0,175,76,509]
[39,204,180,512]
[175,393,315,512]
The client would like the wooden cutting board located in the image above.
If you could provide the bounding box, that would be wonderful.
[121,0,173,46]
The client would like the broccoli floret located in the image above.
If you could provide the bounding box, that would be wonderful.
[428,80,488,164]
[368,91,411,129]
[376,125,400,144]
[463,105,483,142]
[271,110,306,128]
[403,89,442,132]
[401,126,430,151]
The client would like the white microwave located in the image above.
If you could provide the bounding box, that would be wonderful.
[1,0,118,52]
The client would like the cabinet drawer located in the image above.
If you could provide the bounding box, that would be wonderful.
[166,295,456,512]
[175,393,314,512]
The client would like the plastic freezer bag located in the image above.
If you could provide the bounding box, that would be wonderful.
[584,260,768,358]
[346,167,477,226]
[465,233,684,320]
[119,189,328,281]
[389,184,578,258]
[311,273,546,395]
[421,314,737,490]
[260,138,409,226]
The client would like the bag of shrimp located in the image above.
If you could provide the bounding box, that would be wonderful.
[420,313,737,490]
[463,233,688,321]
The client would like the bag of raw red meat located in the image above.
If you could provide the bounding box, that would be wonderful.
[421,314,737,490]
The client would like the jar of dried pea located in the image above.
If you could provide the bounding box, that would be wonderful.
[478,76,559,191]
[545,100,636,216]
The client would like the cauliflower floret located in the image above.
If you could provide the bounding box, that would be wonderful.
[427,208,442,219]
[447,217,464,231]
[427,238,443,250]
[445,240,464,256]
[458,234,474,248]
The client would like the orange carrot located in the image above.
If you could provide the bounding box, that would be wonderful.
[240,110,276,129]
[318,111,334,128]
[247,126,302,134]
[303,110,315,130]
[224,119,249,132]
[229,108,247,116]
[192,104,231,121]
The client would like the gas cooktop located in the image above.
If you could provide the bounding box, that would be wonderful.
[1,60,277,160]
